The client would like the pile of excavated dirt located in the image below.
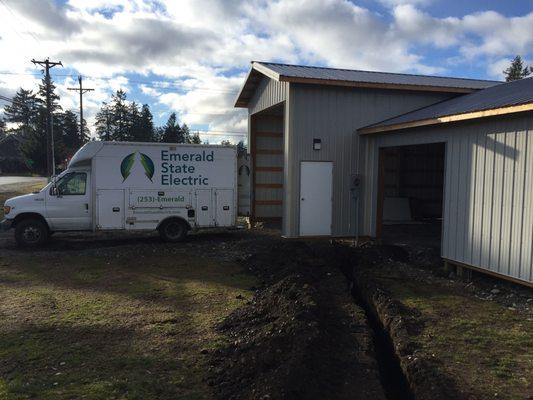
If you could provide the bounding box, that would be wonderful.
[336,242,532,400]
[329,243,468,400]
[207,237,387,400]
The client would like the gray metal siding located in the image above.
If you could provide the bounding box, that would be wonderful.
[364,114,533,284]
[285,83,454,237]
[248,77,288,116]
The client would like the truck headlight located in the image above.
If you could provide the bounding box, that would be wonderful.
[3,205,11,215]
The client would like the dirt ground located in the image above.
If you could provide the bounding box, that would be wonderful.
[344,244,533,400]
[1,183,531,399]
[206,238,387,400]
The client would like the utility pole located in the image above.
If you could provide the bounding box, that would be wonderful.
[68,75,94,144]
[31,58,62,177]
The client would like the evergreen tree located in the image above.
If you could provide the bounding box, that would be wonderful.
[37,75,62,113]
[81,118,90,144]
[154,126,164,142]
[128,101,140,141]
[21,107,65,175]
[60,110,83,155]
[237,140,246,154]
[95,90,133,142]
[503,56,532,82]
[129,103,155,142]
[0,119,6,140]
[95,102,113,141]
[160,112,183,143]
[3,88,39,138]
[111,89,129,141]
[138,104,155,142]
[182,124,199,144]
[188,131,202,144]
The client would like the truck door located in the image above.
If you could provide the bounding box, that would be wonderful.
[96,189,125,229]
[45,171,91,230]
[195,189,213,227]
[215,189,234,227]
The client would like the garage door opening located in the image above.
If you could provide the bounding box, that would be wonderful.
[250,103,284,231]
[377,142,446,250]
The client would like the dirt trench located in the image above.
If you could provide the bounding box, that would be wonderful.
[206,237,419,400]
[334,242,495,400]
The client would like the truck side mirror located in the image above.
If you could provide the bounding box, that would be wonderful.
[49,185,61,197]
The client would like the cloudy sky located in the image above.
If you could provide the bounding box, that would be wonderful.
[0,0,532,143]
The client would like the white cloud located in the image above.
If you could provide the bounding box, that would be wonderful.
[378,0,433,7]
[392,5,462,48]
[0,0,532,142]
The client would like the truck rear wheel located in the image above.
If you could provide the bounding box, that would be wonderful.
[158,219,188,242]
[15,219,49,247]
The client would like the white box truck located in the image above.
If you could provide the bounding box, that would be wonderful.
[1,141,238,247]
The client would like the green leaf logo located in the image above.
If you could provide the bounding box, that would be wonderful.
[140,153,154,182]
[120,152,135,182]
[120,152,155,182]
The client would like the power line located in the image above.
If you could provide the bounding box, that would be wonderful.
[0,94,25,107]
[0,0,41,45]
[0,71,240,94]
[193,133,247,136]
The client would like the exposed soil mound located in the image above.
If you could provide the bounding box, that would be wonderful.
[207,238,387,400]
[208,275,322,399]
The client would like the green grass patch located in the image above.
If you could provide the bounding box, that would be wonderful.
[374,272,532,399]
[0,251,256,399]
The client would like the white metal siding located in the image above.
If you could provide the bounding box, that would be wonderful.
[364,114,533,284]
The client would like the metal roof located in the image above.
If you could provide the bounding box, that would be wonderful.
[257,62,499,89]
[235,61,500,107]
[360,76,533,134]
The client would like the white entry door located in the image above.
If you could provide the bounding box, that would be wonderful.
[299,161,333,236]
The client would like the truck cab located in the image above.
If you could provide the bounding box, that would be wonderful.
[2,167,92,246]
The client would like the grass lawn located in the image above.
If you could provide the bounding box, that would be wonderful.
[0,249,256,400]
[372,272,532,399]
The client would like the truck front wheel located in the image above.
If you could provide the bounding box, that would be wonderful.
[15,219,49,247]
[158,219,188,242]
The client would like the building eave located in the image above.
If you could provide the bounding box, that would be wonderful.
[358,102,533,135]
[234,62,282,108]
[279,76,477,94]
[234,61,496,108]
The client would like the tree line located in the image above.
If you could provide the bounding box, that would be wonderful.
[1,76,88,174]
[1,79,203,175]
[94,89,201,144]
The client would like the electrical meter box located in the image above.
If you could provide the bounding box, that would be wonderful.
[350,174,362,197]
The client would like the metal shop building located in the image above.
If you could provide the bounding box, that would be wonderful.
[236,62,533,286]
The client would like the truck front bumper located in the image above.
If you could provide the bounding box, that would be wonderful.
[0,218,13,232]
